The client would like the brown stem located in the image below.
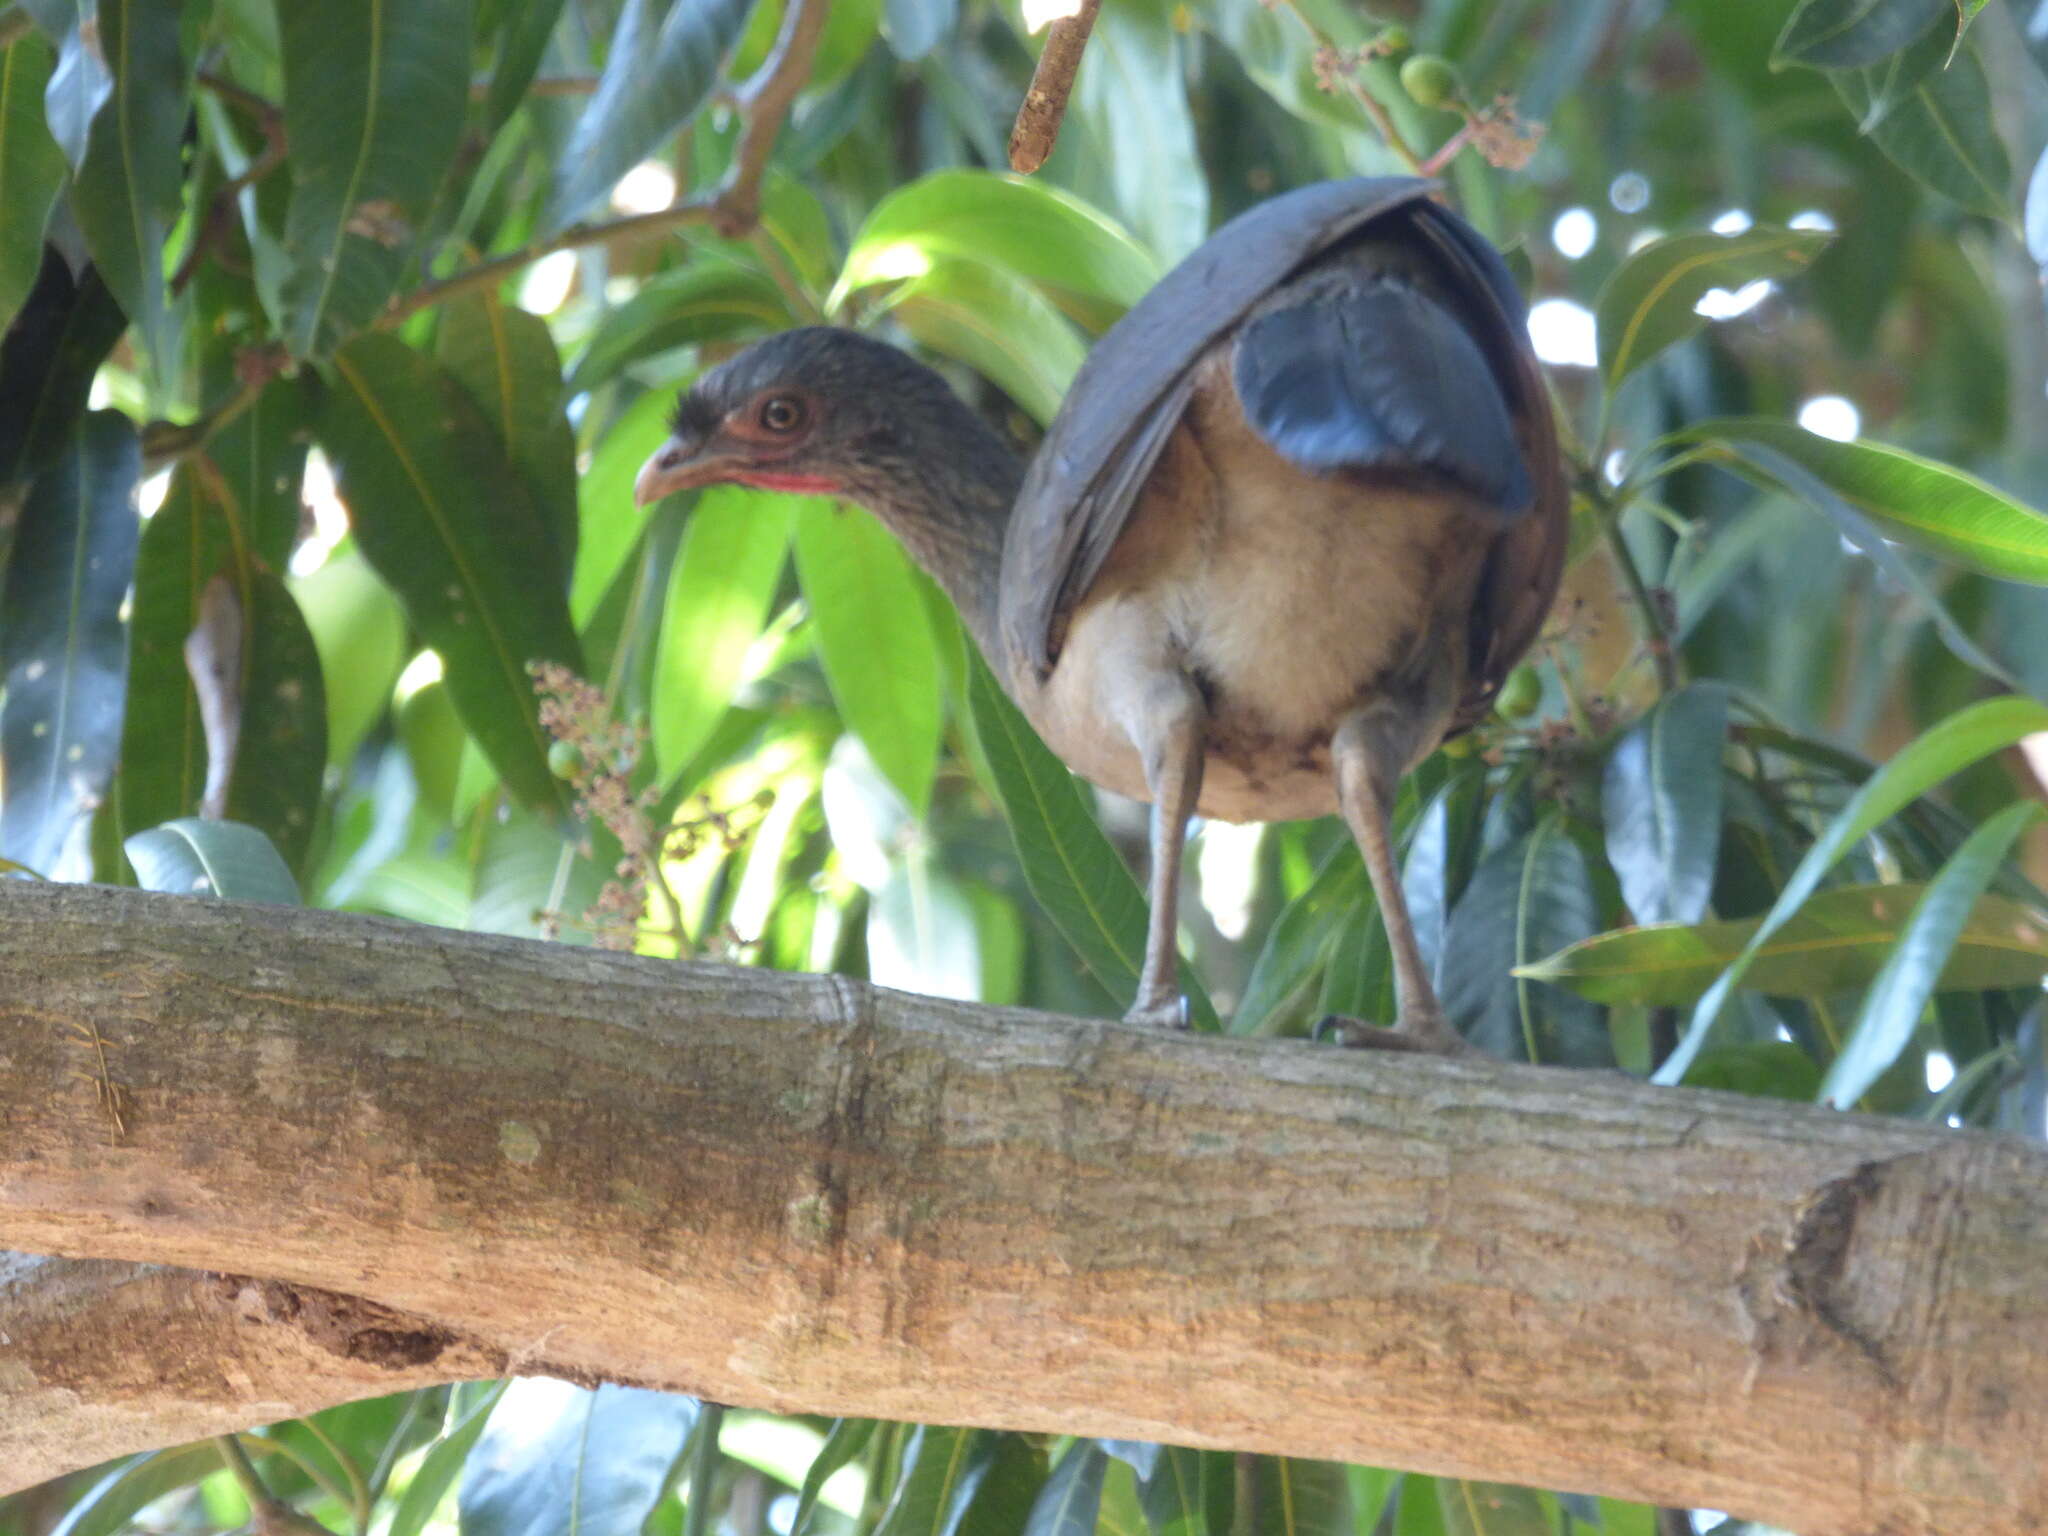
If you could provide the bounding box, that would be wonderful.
[1273,0,1429,173]
[175,73,290,298]
[1008,0,1102,174]
[715,0,830,236]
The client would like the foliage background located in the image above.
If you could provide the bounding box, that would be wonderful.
[3,0,2048,1532]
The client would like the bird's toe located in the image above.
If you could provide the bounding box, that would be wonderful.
[1124,994,1193,1031]
[1315,1010,1476,1058]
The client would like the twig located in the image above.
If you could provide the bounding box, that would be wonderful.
[212,1435,336,1536]
[1585,475,1679,696]
[1275,1,1428,173]
[175,71,290,297]
[0,5,32,49]
[714,0,829,235]
[1008,0,1102,174]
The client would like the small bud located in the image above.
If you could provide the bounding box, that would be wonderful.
[1494,664,1542,720]
[548,740,583,779]
[1371,23,1409,55]
[1399,53,1460,109]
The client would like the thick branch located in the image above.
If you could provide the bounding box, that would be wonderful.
[1,881,2044,1534]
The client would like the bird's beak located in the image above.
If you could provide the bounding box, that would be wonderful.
[633,437,734,507]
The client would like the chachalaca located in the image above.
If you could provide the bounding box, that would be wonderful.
[634,177,1567,1052]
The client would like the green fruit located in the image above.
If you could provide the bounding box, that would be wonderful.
[547,740,583,779]
[1373,24,1409,54]
[1399,54,1459,109]
[1495,664,1542,720]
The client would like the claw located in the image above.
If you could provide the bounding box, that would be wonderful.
[1314,1011,1476,1057]
[1124,993,1193,1031]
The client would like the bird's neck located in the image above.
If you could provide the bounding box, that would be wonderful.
[843,401,1021,668]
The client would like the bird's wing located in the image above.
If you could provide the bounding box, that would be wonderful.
[999,177,1443,683]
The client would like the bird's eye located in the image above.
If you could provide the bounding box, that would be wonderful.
[757,395,806,433]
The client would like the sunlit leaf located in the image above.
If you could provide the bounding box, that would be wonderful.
[568,258,792,395]
[793,500,941,813]
[1601,684,1727,925]
[388,1382,507,1536]
[321,334,582,812]
[460,1380,697,1536]
[125,817,299,903]
[1654,695,2048,1083]
[1073,2,1207,263]
[791,1419,877,1536]
[289,543,408,768]
[549,0,753,229]
[1522,882,2048,1004]
[874,1427,992,1536]
[884,256,1085,426]
[275,0,471,355]
[1594,227,1830,390]
[575,387,689,627]
[1822,801,2048,1106]
[0,411,137,880]
[651,487,792,782]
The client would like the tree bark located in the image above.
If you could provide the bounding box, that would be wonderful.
[1,881,2043,1534]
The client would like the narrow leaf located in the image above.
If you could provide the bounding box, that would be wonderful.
[320,334,583,812]
[874,1427,991,1536]
[791,1419,877,1536]
[1521,882,2048,1004]
[276,0,472,355]
[0,30,64,328]
[1234,841,1367,1035]
[651,487,792,781]
[125,817,300,903]
[964,651,1218,1030]
[387,1381,508,1536]
[1774,0,1946,69]
[0,410,137,879]
[1653,695,2048,1083]
[0,248,127,486]
[794,501,942,814]
[1024,1442,1109,1536]
[1594,228,1830,389]
[1821,801,2048,1106]
[574,386,688,627]
[1254,1458,1352,1536]
[47,1442,284,1536]
[1138,1446,1213,1536]
[549,0,754,229]
[1601,684,1727,924]
[1829,36,2011,216]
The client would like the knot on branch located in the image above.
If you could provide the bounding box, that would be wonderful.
[212,1275,469,1370]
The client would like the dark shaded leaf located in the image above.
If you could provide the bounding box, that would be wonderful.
[1829,36,2011,216]
[200,375,312,572]
[964,651,1218,1030]
[1822,801,2048,1106]
[1824,11,1952,132]
[460,1380,697,1536]
[960,1433,1050,1536]
[794,500,942,813]
[1654,695,2048,1083]
[567,258,791,395]
[791,1419,876,1536]
[70,0,186,386]
[1441,815,1612,1065]
[0,248,127,486]
[549,0,754,229]
[0,30,64,328]
[275,0,472,355]
[1594,228,1830,390]
[0,410,137,879]
[1601,684,1727,925]
[125,817,300,902]
[1522,882,2048,1004]
[484,0,568,128]
[1435,1481,1547,1536]
[651,487,792,782]
[1100,1443,1163,1481]
[320,334,582,812]
[438,290,580,585]
[1774,0,1946,68]
[1253,1458,1351,1536]
[1024,1442,1108,1536]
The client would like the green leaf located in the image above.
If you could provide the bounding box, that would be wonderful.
[321,334,583,812]
[47,1442,286,1536]
[959,1433,1049,1536]
[549,0,754,229]
[1601,684,1727,924]
[883,0,955,59]
[1774,0,1946,69]
[1594,227,1830,390]
[574,386,688,627]
[27,0,109,168]
[0,410,138,879]
[0,31,64,329]
[794,501,942,813]
[836,170,1158,330]
[651,487,792,781]
[1235,840,1368,1035]
[1520,882,2048,1005]
[1824,11,1952,132]
[201,375,313,571]
[964,651,1218,1030]
[460,1381,697,1536]
[1684,1040,1825,1100]
[388,1382,507,1536]
[290,543,408,768]
[1074,2,1207,263]
[1441,815,1613,1065]
[885,256,1086,427]
[1669,418,2048,586]
[275,0,472,355]
[0,250,128,487]
[874,1428,993,1536]
[1653,695,2048,1084]
[1822,800,2048,1106]
[1138,1447,1218,1536]
[1829,35,2011,216]
[869,849,982,998]
[791,1419,877,1536]
[1024,1442,1108,1536]
[1253,1458,1352,1536]
[125,817,300,903]
[483,0,568,129]
[70,0,187,392]
[567,257,792,394]
[1435,1481,1548,1536]
[438,290,580,587]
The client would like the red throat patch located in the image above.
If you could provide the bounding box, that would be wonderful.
[732,470,841,496]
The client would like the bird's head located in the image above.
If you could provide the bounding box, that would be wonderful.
[633,326,966,508]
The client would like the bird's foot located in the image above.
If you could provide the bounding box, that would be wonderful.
[1313,1008,1475,1058]
[1124,993,1192,1031]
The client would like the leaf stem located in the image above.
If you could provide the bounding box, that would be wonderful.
[684,1403,728,1536]
[1589,474,1679,696]
[1271,0,1429,173]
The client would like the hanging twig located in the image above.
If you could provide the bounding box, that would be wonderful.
[714,0,830,235]
[1008,0,1101,174]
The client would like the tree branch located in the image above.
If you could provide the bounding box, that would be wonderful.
[1009,0,1102,175]
[2,880,2044,1535]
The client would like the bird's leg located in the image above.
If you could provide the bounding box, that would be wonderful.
[1125,677,1206,1030]
[1327,712,1472,1056]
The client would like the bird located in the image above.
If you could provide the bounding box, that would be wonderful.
[634,177,1566,1054]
